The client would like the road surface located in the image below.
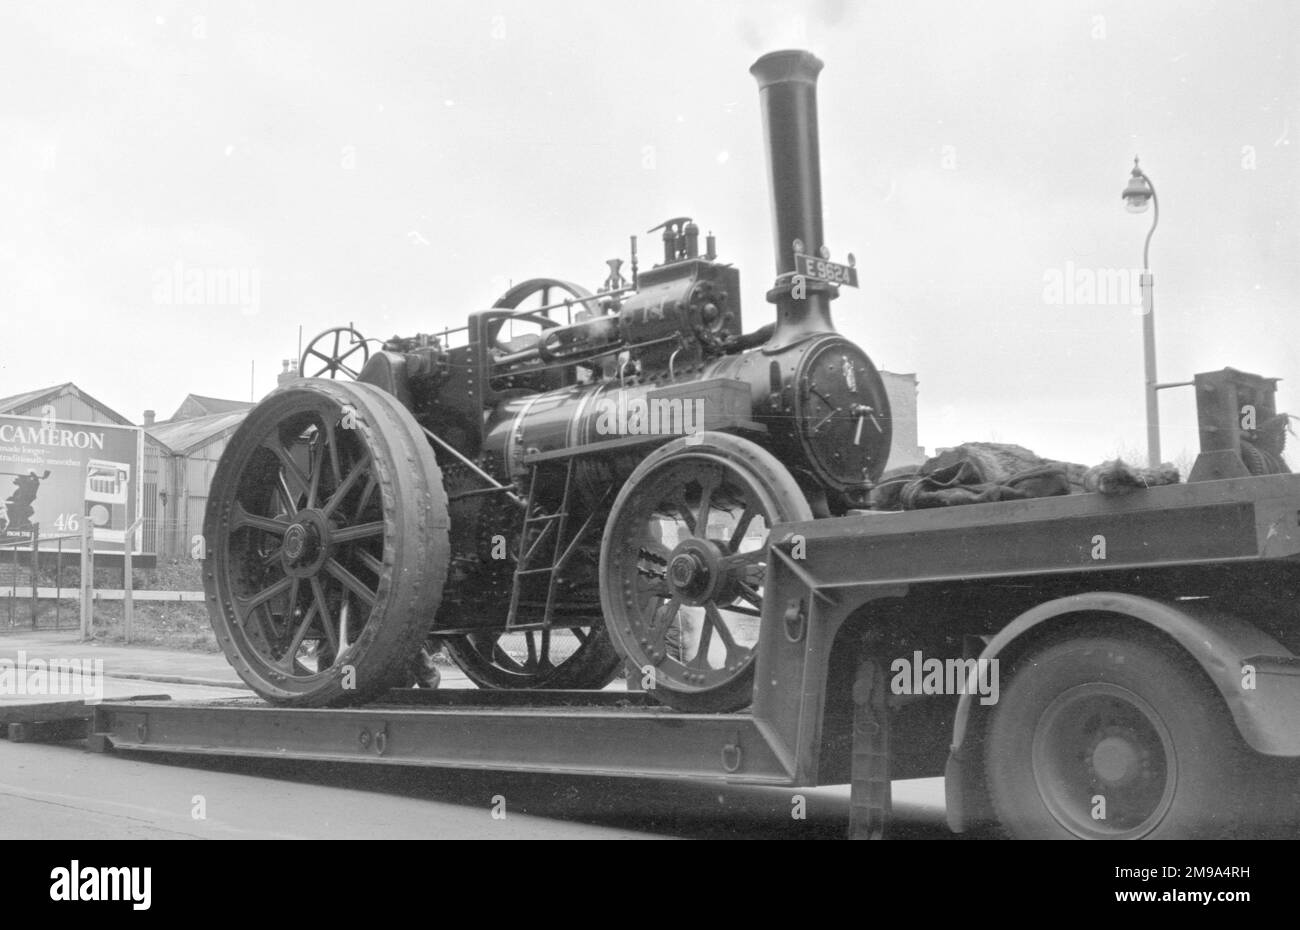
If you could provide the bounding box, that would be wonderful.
[0,738,952,839]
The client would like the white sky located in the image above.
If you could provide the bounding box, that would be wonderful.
[1,0,1296,468]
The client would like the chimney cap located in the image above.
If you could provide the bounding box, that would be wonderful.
[750,49,824,90]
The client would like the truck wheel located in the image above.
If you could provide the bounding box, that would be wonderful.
[985,633,1258,838]
[599,431,812,713]
[204,380,449,706]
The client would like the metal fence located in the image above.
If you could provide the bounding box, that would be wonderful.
[0,526,82,630]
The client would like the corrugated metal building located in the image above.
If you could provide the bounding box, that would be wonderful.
[0,382,134,428]
[145,404,251,559]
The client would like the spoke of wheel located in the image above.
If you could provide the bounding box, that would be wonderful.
[728,506,757,552]
[339,341,367,362]
[692,612,715,669]
[239,575,292,613]
[276,475,299,515]
[332,521,384,544]
[572,627,591,645]
[489,639,517,669]
[736,576,763,601]
[310,575,334,646]
[325,558,377,607]
[725,599,762,617]
[231,502,289,536]
[322,453,372,517]
[525,631,538,671]
[267,441,310,500]
[705,602,745,662]
[672,494,697,536]
[695,471,720,537]
[326,420,343,486]
[307,431,325,509]
[539,628,552,670]
[281,590,321,668]
[355,474,378,519]
[357,549,384,577]
[720,549,763,571]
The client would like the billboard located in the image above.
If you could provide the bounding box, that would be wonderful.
[0,414,144,554]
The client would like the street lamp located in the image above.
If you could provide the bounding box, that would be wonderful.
[1121,157,1162,466]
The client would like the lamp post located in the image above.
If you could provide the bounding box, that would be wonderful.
[1121,157,1162,467]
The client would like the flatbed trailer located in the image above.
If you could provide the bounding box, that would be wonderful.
[8,467,1300,839]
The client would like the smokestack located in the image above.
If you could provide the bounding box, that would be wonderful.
[143,410,156,427]
[751,49,836,348]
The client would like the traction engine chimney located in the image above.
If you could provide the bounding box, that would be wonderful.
[750,49,836,350]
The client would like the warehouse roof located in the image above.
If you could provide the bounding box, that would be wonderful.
[0,382,134,425]
[146,410,248,455]
[170,394,255,421]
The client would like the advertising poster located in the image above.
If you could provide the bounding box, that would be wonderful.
[0,413,143,554]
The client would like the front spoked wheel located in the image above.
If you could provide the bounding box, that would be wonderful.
[599,432,812,712]
[204,380,449,706]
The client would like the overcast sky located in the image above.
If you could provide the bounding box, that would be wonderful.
[1,0,1296,467]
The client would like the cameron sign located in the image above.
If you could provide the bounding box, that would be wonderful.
[0,413,143,554]
[0,422,107,449]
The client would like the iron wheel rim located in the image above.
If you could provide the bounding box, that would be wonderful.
[209,395,392,684]
[605,452,777,693]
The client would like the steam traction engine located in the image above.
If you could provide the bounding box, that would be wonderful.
[203,51,892,712]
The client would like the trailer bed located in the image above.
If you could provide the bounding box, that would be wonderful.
[82,689,796,784]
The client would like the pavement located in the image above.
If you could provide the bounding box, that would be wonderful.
[0,629,473,704]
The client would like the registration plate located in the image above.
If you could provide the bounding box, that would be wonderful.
[795,253,859,287]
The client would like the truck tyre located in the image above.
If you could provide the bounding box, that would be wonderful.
[984,632,1266,839]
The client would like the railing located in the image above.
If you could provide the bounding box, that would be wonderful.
[0,526,80,631]
[0,520,200,642]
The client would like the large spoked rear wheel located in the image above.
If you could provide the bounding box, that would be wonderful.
[985,632,1266,838]
[599,432,812,713]
[443,627,622,691]
[204,380,449,706]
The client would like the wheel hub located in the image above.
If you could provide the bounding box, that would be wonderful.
[1032,684,1175,838]
[666,538,728,605]
[281,510,330,576]
[668,552,705,592]
[1090,732,1143,787]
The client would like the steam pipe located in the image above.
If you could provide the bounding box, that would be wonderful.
[750,49,837,349]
